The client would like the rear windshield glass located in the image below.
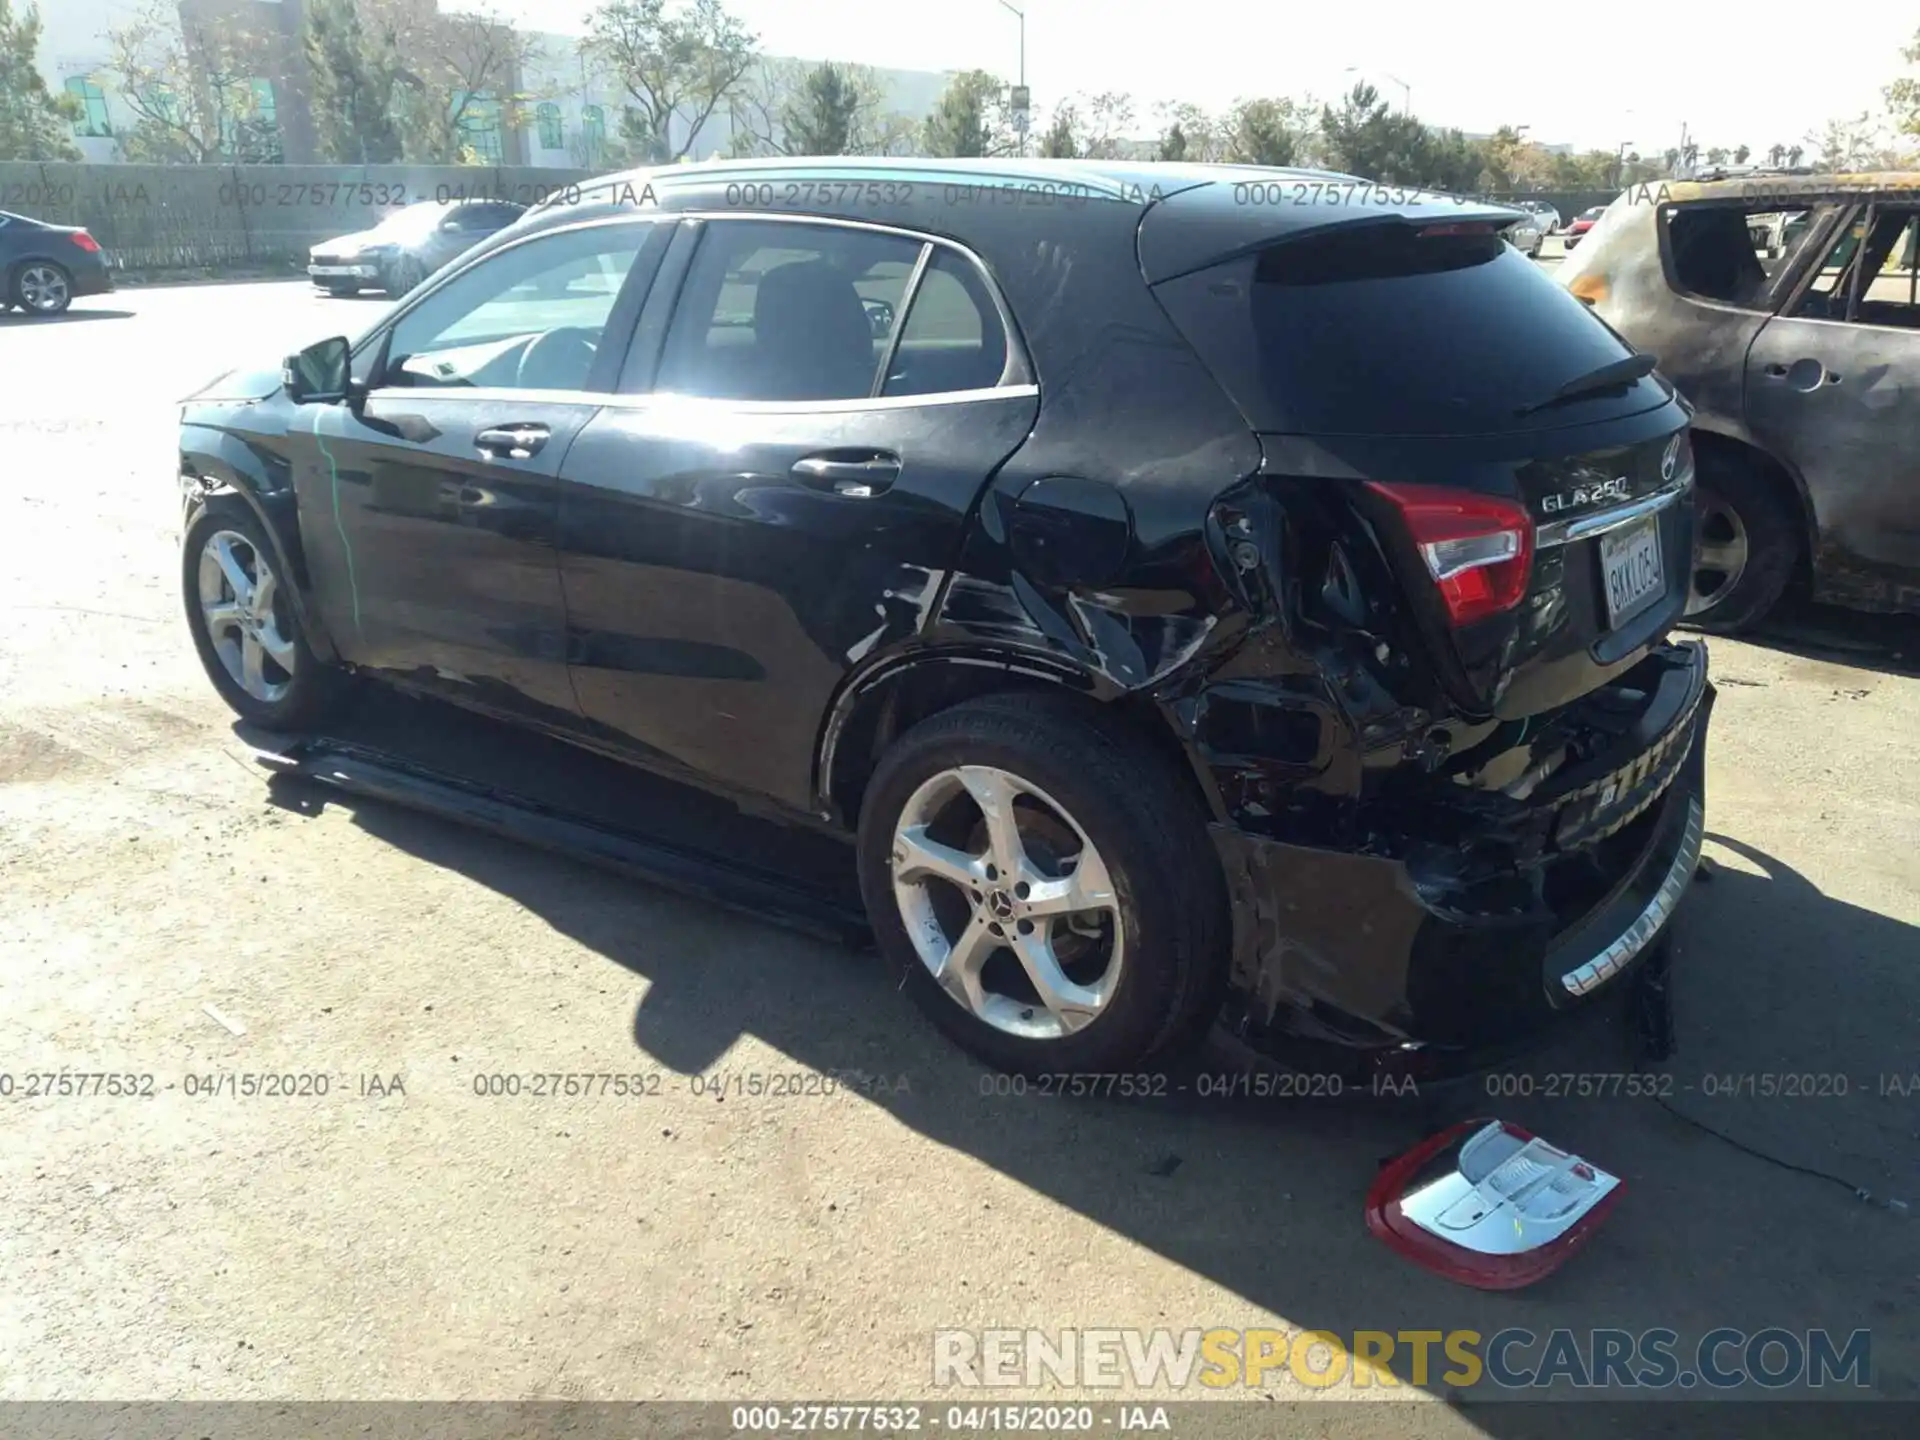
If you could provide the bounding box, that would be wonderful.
[1154,220,1661,436]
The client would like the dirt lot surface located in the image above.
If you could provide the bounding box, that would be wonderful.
[2,283,1917,1436]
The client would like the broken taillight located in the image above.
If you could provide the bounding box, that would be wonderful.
[69,231,102,254]
[1365,1119,1623,1290]
[1365,482,1534,627]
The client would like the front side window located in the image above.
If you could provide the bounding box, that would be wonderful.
[380,223,650,393]
[654,221,923,402]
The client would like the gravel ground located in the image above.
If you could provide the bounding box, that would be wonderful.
[1,281,1916,1431]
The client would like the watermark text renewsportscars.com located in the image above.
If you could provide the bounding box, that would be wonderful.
[932,1327,1871,1392]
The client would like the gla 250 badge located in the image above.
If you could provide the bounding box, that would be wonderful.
[1542,476,1632,514]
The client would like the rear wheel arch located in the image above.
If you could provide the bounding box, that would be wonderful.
[1688,428,1817,571]
[817,652,1218,832]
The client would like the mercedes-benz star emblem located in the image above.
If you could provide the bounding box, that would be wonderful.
[987,891,1016,920]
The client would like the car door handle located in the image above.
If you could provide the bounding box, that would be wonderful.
[791,451,901,498]
[475,424,550,460]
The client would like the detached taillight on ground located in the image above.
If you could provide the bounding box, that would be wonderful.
[1366,482,1535,626]
[1365,1120,1622,1290]
[69,231,102,254]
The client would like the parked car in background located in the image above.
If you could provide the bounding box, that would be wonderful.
[181,157,1711,1083]
[1505,212,1547,256]
[1561,205,1608,249]
[1559,174,1920,628]
[0,210,114,317]
[308,199,526,298]
[1523,201,1562,233]
[1747,209,1814,259]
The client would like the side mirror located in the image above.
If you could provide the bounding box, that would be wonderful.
[283,335,352,405]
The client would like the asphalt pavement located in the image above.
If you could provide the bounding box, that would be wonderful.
[1,279,1916,1427]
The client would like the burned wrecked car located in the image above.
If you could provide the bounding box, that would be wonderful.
[177,158,1712,1082]
[1559,172,1920,627]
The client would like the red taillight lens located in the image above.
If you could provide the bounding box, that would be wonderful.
[1366,482,1534,627]
[69,231,102,253]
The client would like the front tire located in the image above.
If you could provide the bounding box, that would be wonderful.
[384,254,425,297]
[1684,451,1800,633]
[856,693,1227,1076]
[182,505,346,731]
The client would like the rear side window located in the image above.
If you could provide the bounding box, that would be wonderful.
[1155,220,1657,437]
[882,251,1010,398]
[655,220,922,402]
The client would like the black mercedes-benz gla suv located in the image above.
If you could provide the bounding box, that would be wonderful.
[177,158,1713,1081]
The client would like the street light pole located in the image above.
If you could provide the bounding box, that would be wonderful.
[997,1,1026,156]
[997,0,1025,88]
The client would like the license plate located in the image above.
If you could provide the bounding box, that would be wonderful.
[1599,517,1665,628]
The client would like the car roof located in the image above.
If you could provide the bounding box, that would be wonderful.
[531,155,1526,283]
[547,154,1376,209]
[1657,169,1920,204]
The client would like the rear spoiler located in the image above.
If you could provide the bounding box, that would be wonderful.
[1138,183,1525,285]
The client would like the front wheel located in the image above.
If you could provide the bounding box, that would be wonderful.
[182,505,347,731]
[856,693,1227,1076]
[384,254,425,297]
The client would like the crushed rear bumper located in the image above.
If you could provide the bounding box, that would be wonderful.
[1212,640,1713,1080]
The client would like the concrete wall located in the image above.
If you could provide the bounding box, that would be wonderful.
[0,162,599,269]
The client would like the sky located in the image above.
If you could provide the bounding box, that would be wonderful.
[489,0,1915,157]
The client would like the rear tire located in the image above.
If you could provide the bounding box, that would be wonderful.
[182,504,348,732]
[1684,450,1800,634]
[11,261,73,315]
[856,692,1227,1076]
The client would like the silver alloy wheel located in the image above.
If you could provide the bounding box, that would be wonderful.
[19,265,70,313]
[890,765,1123,1040]
[1686,490,1750,617]
[197,529,297,703]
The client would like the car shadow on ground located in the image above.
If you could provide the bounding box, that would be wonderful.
[246,690,1920,1416]
[1697,600,1920,680]
[0,308,136,325]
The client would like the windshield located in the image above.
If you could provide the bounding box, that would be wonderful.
[373,203,455,239]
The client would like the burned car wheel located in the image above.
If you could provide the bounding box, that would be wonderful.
[1684,453,1799,633]
[182,506,347,732]
[857,693,1226,1076]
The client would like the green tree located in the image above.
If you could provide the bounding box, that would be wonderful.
[922,69,1013,157]
[1159,119,1187,162]
[1222,97,1300,166]
[585,0,758,164]
[108,0,277,163]
[1318,82,1428,182]
[728,58,917,157]
[780,62,862,155]
[302,0,403,163]
[0,1,80,160]
[1038,107,1077,158]
[1886,26,1920,140]
[1733,143,1751,165]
